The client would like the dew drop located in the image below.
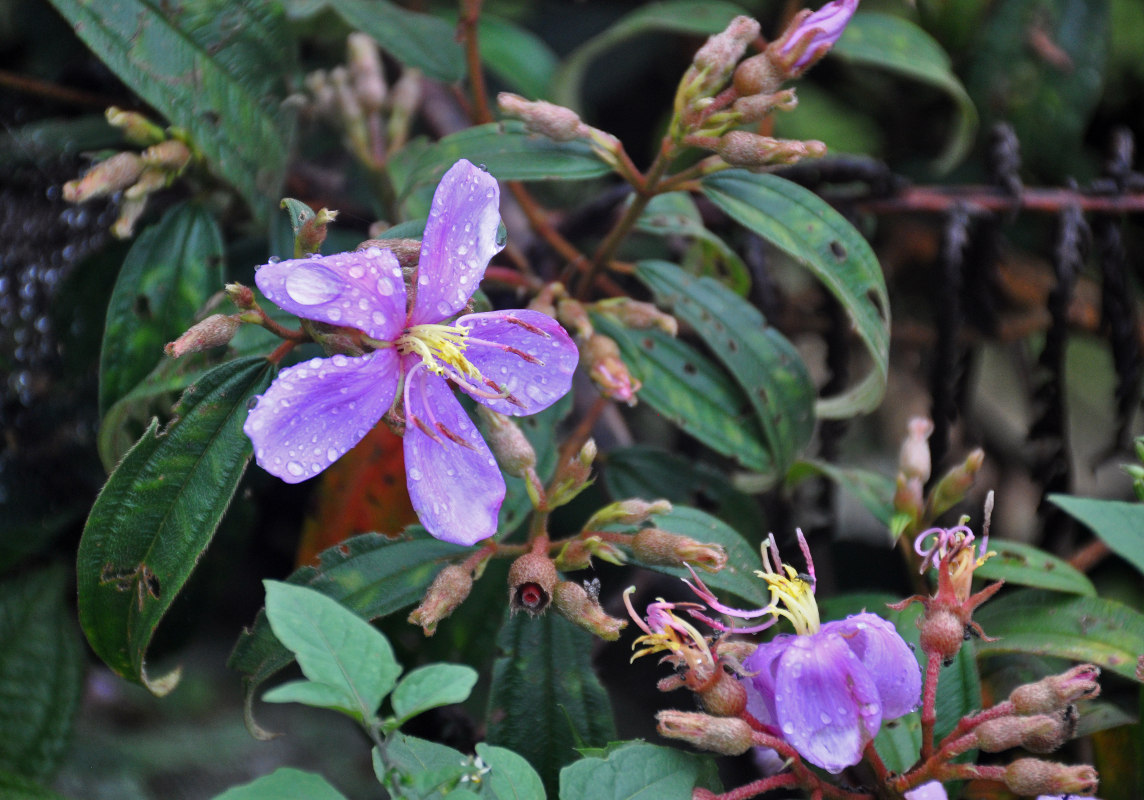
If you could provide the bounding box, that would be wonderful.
[781,722,794,735]
[285,266,340,305]
[819,712,832,724]
[409,467,423,481]
[372,311,387,326]
[332,354,348,367]
[328,307,342,321]
[348,264,365,279]
[377,277,395,296]
[457,244,468,256]
[286,461,304,477]
[267,256,281,264]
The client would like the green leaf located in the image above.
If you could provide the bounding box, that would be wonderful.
[487,612,615,797]
[973,539,1096,596]
[389,664,479,728]
[0,771,69,800]
[316,0,464,82]
[558,741,714,800]
[398,122,612,202]
[382,735,470,799]
[974,589,1144,683]
[551,1,747,110]
[788,459,896,530]
[635,260,815,478]
[211,767,348,800]
[77,356,273,694]
[98,202,224,421]
[700,172,889,419]
[593,315,769,471]
[1048,495,1144,577]
[228,531,468,738]
[46,0,296,221]
[478,15,558,100]
[0,566,84,781]
[834,12,978,173]
[261,581,400,720]
[476,743,547,800]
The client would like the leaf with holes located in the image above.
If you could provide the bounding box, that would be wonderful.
[47,0,296,221]
[701,172,889,419]
[635,260,815,479]
[77,357,273,695]
[973,539,1096,596]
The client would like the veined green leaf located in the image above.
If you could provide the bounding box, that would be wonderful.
[701,172,889,419]
[77,357,273,695]
[558,741,717,800]
[228,531,468,739]
[211,767,348,800]
[834,12,977,173]
[635,259,815,478]
[636,192,751,296]
[551,1,747,111]
[389,664,478,729]
[973,539,1096,596]
[975,589,1144,683]
[477,15,557,100]
[46,0,296,221]
[487,611,615,797]
[477,743,547,800]
[0,567,84,781]
[788,459,896,531]
[98,202,224,421]
[1048,495,1144,577]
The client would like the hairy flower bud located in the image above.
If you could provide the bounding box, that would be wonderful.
[165,314,241,358]
[687,16,761,96]
[498,93,588,142]
[631,528,727,573]
[63,152,145,203]
[106,106,166,146]
[656,710,752,756]
[355,237,421,271]
[928,448,985,519]
[554,536,626,571]
[141,139,192,171]
[1023,707,1078,754]
[697,669,747,717]
[1010,664,1101,714]
[768,0,859,78]
[548,439,597,509]
[1003,758,1098,797]
[553,580,626,641]
[975,714,1059,753]
[408,565,473,636]
[557,297,594,338]
[112,195,149,239]
[584,499,673,531]
[476,407,537,478]
[732,53,783,97]
[508,551,558,616]
[919,607,965,664]
[348,32,386,113]
[585,334,641,405]
[591,298,678,336]
[226,282,256,311]
[730,89,799,122]
[715,131,826,168]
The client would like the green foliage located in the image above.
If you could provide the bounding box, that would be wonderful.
[1049,495,1144,577]
[211,767,349,800]
[558,741,720,800]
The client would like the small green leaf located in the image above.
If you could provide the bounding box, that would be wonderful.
[1048,495,1144,577]
[558,741,715,800]
[635,260,816,478]
[476,743,546,800]
[398,122,612,202]
[77,357,272,694]
[700,172,889,419]
[389,664,479,728]
[228,531,468,738]
[98,202,224,421]
[973,539,1096,596]
[317,0,464,82]
[261,680,357,711]
[487,611,615,797]
[593,315,769,471]
[263,580,401,721]
[46,0,296,221]
[834,12,978,173]
[211,767,349,800]
[551,1,747,110]
[636,192,751,296]
[974,589,1144,683]
[0,566,84,781]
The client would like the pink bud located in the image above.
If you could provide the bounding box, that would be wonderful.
[165,314,241,358]
[408,565,473,636]
[656,710,753,755]
[772,0,860,76]
[498,93,588,142]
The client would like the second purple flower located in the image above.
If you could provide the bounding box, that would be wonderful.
[244,159,578,546]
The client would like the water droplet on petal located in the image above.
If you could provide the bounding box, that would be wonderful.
[781,722,794,735]
[820,712,832,724]
[327,448,339,462]
[348,264,364,279]
[286,266,341,305]
[267,256,281,264]
[436,300,452,317]
[377,277,394,296]
[409,467,423,481]
[286,461,304,477]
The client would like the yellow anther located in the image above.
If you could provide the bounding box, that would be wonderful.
[397,323,481,378]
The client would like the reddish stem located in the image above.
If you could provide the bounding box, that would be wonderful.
[712,773,798,800]
[459,0,493,125]
[920,654,942,760]
[860,185,1144,216]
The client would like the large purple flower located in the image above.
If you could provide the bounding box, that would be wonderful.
[243,159,578,546]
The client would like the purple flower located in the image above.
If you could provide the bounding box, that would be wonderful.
[905,782,948,800]
[777,0,860,73]
[243,159,578,546]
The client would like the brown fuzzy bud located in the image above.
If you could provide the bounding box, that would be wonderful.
[553,581,626,641]
[731,90,798,122]
[408,565,473,636]
[476,407,537,478]
[348,32,386,113]
[295,208,339,256]
[106,107,166,146]
[584,499,672,531]
[585,334,641,405]
[554,536,626,571]
[715,131,826,168]
[631,528,727,573]
[141,139,192,171]
[1023,707,1078,754]
[687,16,761,96]
[498,93,588,142]
[63,152,145,203]
[556,297,593,338]
[165,314,241,358]
[1010,664,1101,714]
[919,608,965,663]
[528,282,566,319]
[1003,758,1098,797]
[112,195,148,239]
[697,669,747,717]
[732,53,783,97]
[591,298,678,336]
[124,167,169,200]
[356,237,421,271]
[656,710,753,756]
[507,551,558,616]
[975,714,1059,753]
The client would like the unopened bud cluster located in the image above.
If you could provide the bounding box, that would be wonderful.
[63,108,197,238]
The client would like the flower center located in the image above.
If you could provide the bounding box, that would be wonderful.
[755,532,820,636]
[397,323,480,379]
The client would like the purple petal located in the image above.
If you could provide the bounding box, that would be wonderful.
[402,362,505,545]
[245,350,400,483]
[905,782,949,800]
[409,160,504,325]
[773,631,883,773]
[741,637,786,732]
[782,0,859,71]
[826,613,921,720]
[456,309,578,415]
[255,247,407,340]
